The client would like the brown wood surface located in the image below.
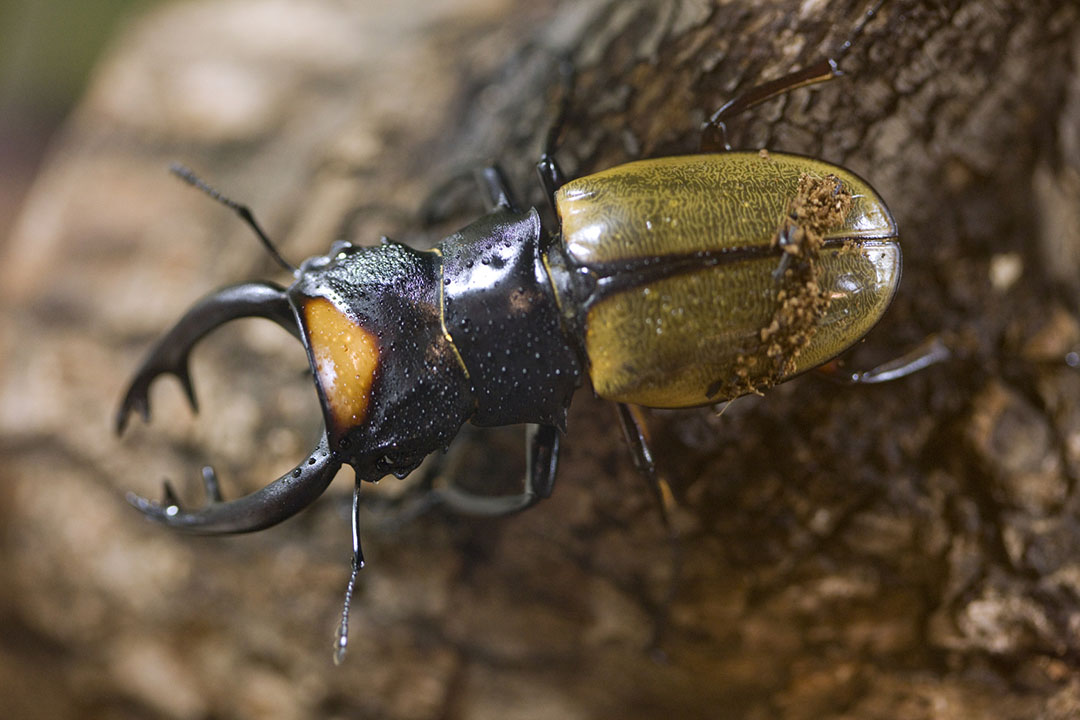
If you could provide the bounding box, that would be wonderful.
[2,1,1079,718]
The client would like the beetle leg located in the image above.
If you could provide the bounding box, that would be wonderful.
[115,282,296,434]
[537,58,576,213]
[614,404,677,522]
[700,0,888,151]
[475,165,520,212]
[536,155,568,219]
[701,58,841,152]
[418,164,520,225]
[614,403,681,652]
[126,427,341,533]
[817,334,952,384]
[424,423,560,516]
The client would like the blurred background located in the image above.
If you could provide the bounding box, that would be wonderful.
[1,1,163,243]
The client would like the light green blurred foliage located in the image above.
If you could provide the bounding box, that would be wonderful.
[0,0,163,117]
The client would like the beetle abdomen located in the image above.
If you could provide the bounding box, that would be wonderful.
[555,153,901,408]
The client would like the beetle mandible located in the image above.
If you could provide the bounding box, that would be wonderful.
[117,2,908,660]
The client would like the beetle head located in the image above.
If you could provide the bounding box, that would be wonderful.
[287,240,475,481]
[117,224,477,535]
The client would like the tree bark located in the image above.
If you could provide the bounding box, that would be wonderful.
[2,1,1079,718]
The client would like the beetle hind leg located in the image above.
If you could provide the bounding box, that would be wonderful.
[817,333,953,384]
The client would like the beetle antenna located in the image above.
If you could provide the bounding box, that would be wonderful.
[834,0,888,62]
[169,164,298,275]
[333,477,365,665]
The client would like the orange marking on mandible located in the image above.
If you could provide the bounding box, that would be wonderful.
[303,297,379,431]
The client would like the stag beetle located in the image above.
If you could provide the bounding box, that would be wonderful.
[117,2,923,661]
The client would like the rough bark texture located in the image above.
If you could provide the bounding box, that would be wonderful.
[2,0,1079,718]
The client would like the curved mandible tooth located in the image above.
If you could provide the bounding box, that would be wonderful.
[201,466,224,503]
[126,428,341,534]
[115,282,294,435]
[161,481,181,509]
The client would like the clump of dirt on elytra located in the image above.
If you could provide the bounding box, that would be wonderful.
[734,173,853,392]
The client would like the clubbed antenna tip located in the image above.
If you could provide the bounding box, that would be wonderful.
[169,163,298,275]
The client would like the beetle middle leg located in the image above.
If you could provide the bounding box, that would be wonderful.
[423,58,573,225]
[700,59,843,152]
[700,0,887,151]
[536,58,576,213]
[615,403,682,652]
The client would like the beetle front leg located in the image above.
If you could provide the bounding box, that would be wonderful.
[426,423,560,516]
[418,164,521,225]
[475,165,520,212]
[115,282,295,433]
